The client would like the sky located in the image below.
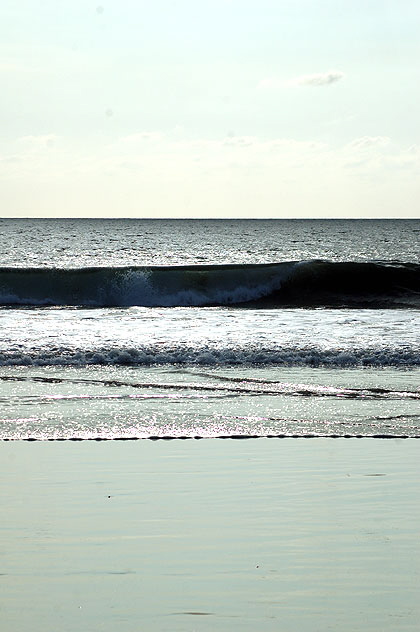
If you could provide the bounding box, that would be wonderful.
[1,0,419,218]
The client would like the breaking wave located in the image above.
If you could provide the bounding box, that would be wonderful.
[0,346,419,368]
[0,260,419,308]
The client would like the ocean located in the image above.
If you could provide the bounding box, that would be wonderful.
[0,218,419,441]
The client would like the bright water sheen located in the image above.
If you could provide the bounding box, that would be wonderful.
[0,219,419,440]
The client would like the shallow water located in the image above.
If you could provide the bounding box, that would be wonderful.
[1,365,419,440]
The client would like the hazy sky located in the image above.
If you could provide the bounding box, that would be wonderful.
[1,0,419,217]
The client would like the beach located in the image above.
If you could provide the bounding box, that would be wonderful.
[1,438,419,631]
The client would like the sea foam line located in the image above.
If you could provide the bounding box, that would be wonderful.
[0,346,419,367]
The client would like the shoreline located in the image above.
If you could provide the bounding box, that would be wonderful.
[2,433,420,441]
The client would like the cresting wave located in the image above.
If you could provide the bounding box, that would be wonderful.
[0,260,419,307]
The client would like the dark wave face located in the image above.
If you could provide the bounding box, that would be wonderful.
[0,260,419,308]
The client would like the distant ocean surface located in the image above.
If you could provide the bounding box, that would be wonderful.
[0,218,419,440]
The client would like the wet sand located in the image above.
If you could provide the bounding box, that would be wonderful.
[1,438,419,631]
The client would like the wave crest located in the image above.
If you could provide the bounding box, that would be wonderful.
[0,346,419,368]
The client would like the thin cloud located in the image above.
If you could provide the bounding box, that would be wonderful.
[17,135,58,149]
[293,70,345,87]
[119,132,164,144]
[347,136,390,150]
[258,70,345,91]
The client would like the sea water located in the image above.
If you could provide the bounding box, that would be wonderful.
[0,218,419,440]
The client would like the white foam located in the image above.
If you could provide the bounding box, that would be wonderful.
[0,346,418,368]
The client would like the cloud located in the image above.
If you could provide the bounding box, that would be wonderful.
[17,135,59,149]
[2,132,418,218]
[341,137,392,171]
[346,136,390,150]
[258,70,345,91]
[223,135,256,147]
[118,132,165,145]
[293,70,345,87]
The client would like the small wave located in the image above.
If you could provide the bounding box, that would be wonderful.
[0,260,419,308]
